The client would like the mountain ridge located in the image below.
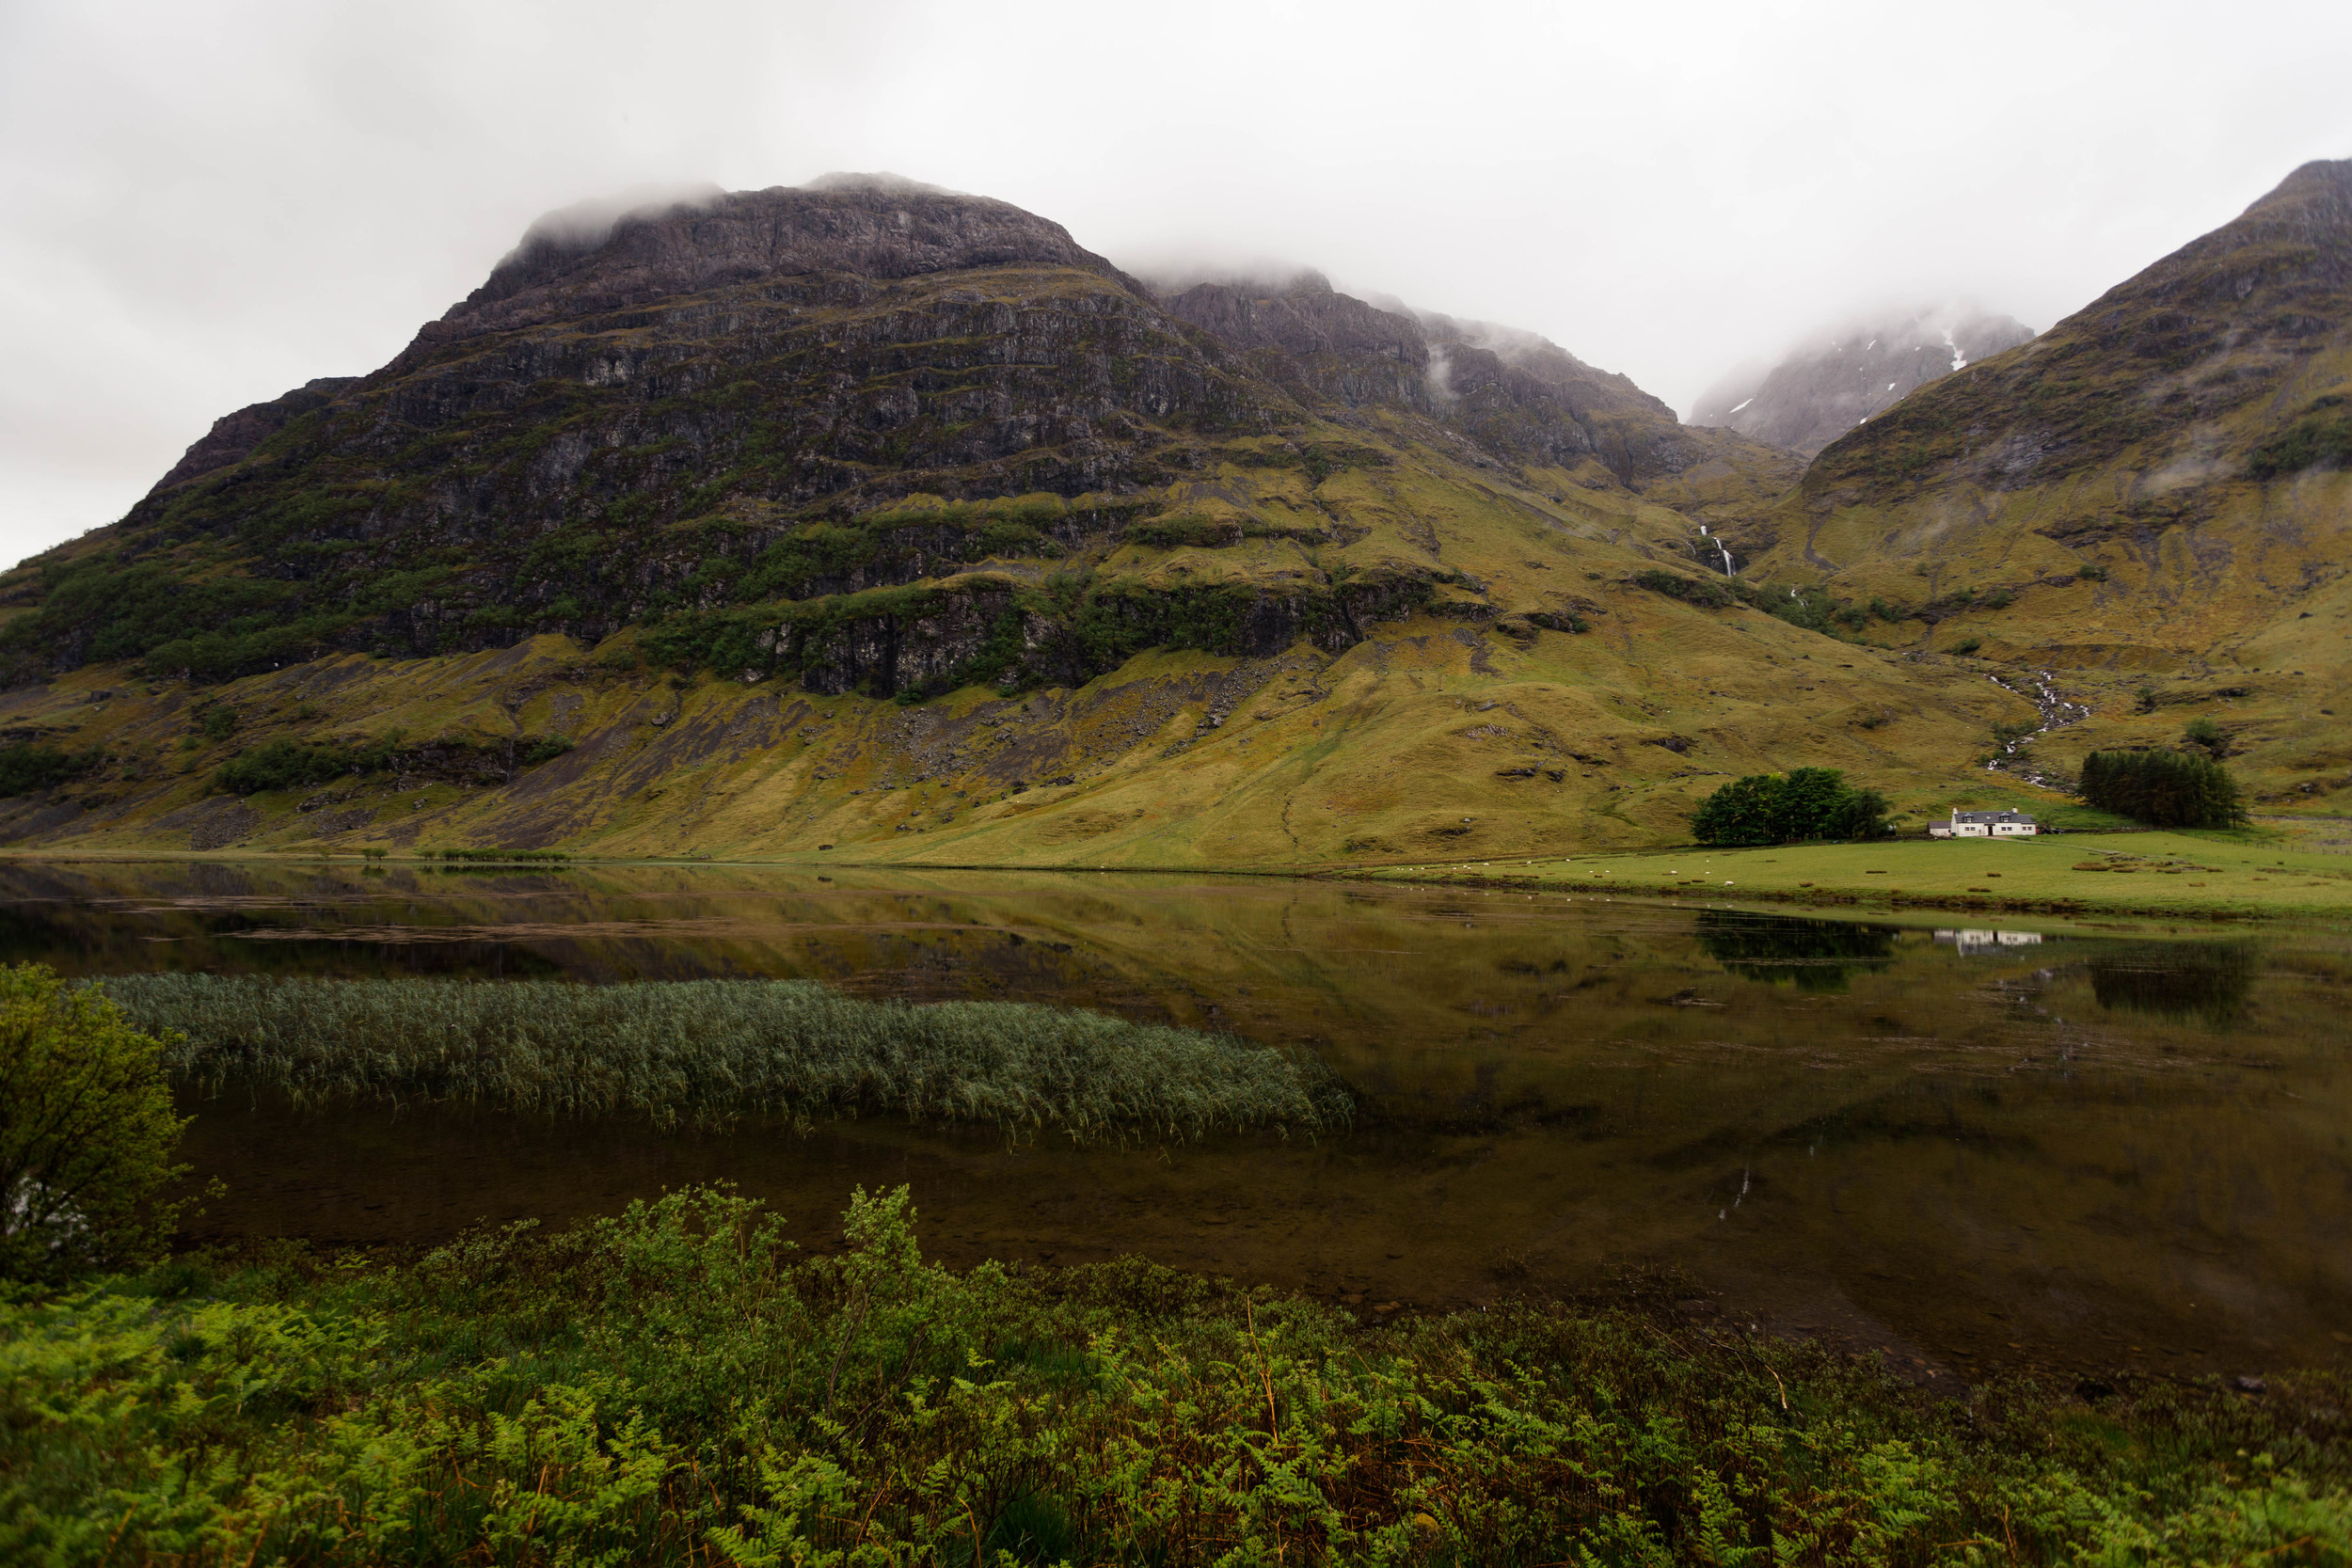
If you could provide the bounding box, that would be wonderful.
[0,165,2344,860]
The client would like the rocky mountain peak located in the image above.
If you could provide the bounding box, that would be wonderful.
[1691,308,2037,457]
[393,178,1128,368]
[1159,273,1427,365]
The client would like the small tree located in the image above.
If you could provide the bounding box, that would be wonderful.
[0,965,191,1282]
[2183,717,2229,758]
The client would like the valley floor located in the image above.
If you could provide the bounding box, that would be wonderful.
[1356,828,2352,920]
[6,824,2350,921]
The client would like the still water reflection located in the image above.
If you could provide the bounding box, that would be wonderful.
[2,859,2344,1383]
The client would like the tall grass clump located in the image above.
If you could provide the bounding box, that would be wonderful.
[99,975,1350,1143]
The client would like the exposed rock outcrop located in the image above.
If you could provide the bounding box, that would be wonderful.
[149,376,358,494]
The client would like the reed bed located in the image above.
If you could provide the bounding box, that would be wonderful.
[99,974,1352,1142]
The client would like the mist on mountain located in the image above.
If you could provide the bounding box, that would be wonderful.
[1689,308,2038,456]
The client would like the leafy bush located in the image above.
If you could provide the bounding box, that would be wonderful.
[102,974,1352,1142]
[1630,568,1731,609]
[433,847,571,863]
[0,744,99,798]
[3,1185,2345,1565]
[2248,395,2352,479]
[521,735,575,767]
[1124,515,1238,549]
[1950,636,1982,655]
[213,737,394,795]
[2076,563,2109,581]
[2184,717,2230,757]
[1629,571,1857,638]
[198,705,238,742]
[2080,749,2248,828]
[1689,768,1893,846]
[0,963,189,1282]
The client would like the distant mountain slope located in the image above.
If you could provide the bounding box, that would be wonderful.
[58,170,2352,858]
[1692,309,2036,457]
[1713,160,2352,812]
[2,182,1798,693]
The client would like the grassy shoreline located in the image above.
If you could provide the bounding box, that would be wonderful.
[4,832,2347,921]
[5,1187,2345,1565]
[1355,829,2352,921]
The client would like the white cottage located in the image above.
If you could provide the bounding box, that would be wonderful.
[1928,809,2038,839]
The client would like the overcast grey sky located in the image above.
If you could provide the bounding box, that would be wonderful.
[3,0,2346,565]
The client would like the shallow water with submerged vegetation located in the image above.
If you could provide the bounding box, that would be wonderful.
[2,856,2345,1391]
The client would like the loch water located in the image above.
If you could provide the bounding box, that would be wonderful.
[4,858,2344,1385]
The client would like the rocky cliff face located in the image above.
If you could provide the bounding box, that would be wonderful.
[1691,309,2036,457]
[1155,276,1776,491]
[393,175,1138,368]
[147,376,358,494]
[3,175,1788,696]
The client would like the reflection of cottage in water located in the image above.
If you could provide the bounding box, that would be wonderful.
[1929,809,2039,839]
[1935,927,2043,954]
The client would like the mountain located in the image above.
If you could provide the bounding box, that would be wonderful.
[1721,158,2352,805]
[0,173,2259,860]
[1691,309,2037,457]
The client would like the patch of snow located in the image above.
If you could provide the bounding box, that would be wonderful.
[1728,397,1753,414]
[1943,327,1965,372]
[1886,382,1896,390]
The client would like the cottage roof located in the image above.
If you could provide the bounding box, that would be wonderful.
[1953,809,2036,825]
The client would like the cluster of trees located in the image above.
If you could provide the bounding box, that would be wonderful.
[1689,768,1893,846]
[0,743,100,797]
[2079,749,2247,828]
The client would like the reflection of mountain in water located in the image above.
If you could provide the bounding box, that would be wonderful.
[2089,942,2254,1024]
[1693,911,1899,991]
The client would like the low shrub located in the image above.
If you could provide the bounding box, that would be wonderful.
[1630,568,1731,609]
[2248,394,2352,479]
[0,743,100,798]
[2184,716,2230,757]
[213,736,395,795]
[432,847,572,863]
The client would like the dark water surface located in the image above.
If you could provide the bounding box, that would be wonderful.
[5,858,2346,1385]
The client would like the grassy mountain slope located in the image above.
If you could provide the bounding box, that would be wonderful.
[0,173,2235,858]
[1720,160,2352,816]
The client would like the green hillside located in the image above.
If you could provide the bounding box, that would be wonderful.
[0,166,2343,860]
[1721,160,2352,817]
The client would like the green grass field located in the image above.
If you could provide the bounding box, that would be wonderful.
[1372,828,2352,918]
